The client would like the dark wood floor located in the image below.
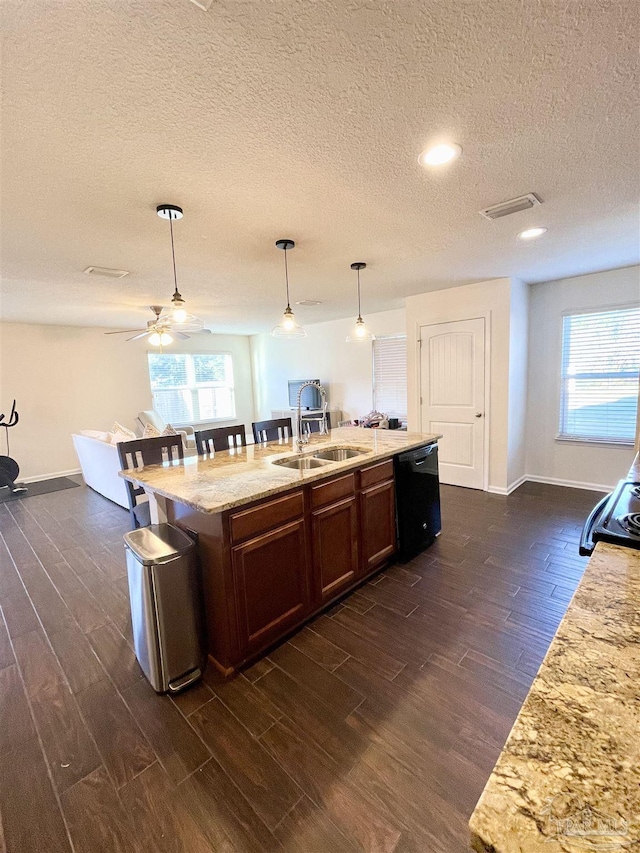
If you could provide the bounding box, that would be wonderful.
[0,478,600,853]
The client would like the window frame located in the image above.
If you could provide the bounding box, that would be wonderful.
[556,303,640,447]
[371,334,408,421]
[147,350,236,426]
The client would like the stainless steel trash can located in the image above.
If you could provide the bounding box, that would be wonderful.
[123,523,205,693]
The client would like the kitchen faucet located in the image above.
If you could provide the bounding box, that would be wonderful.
[296,381,328,450]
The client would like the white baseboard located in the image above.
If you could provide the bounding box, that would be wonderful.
[487,475,528,496]
[20,468,82,484]
[523,474,611,493]
[487,474,611,495]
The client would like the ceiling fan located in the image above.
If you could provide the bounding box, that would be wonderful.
[105,305,211,346]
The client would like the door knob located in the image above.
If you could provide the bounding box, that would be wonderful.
[475,413,483,418]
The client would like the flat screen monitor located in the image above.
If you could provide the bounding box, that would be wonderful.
[288,380,323,410]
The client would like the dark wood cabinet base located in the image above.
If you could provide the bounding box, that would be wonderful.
[167,460,397,674]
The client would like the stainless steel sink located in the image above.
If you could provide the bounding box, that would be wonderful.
[312,448,368,461]
[272,456,331,470]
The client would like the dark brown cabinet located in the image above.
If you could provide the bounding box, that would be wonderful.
[168,458,400,673]
[358,458,396,574]
[311,495,359,602]
[360,478,396,573]
[232,518,309,654]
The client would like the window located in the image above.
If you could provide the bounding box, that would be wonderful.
[148,352,235,425]
[373,335,407,419]
[559,306,640,444]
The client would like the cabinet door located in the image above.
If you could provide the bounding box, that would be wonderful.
[232,519,309,655]
[312,496,359,603]
[360,479,397,573]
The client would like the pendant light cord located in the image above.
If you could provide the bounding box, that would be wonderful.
[284,246,291,309]
[169,213,179,297]
[357,267,362,319]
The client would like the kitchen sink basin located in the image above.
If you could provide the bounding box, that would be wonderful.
[312,448,368,461]
[272,456,331,470]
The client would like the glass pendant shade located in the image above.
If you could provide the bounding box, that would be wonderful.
[171,291,187,323]
[271,239,307,338]
[271,306,307,338]
[346,316,375,342]
[346,262,375,342]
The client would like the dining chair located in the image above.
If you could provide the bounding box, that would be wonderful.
[195,425,247,454]
[301,412,332,434]
[117,435,184,530]
[252,418,293,443]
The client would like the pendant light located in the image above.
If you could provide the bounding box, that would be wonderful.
[271,239,307,338]
[346,262,375,342]
[157,204,188,324]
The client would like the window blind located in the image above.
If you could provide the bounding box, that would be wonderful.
[147,352,235,424]
[559,306,640,444]
[373,335,407,419]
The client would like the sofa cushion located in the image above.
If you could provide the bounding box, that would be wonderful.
[142,422,161,439]
[80,429,111,442]
[110,430,136,445]
[111,421,136,439]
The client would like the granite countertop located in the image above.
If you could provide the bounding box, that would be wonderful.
[119,426,440,514]
[469,457,640,852]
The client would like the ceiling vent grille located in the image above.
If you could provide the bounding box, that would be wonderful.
[479,193,542,221]
[84,266,130,279]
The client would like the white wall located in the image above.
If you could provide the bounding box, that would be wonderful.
[250,308,406,422]
[406,278,520,493]
[508,278,529,488]
[526,265,640,491]
[0,323,255,481]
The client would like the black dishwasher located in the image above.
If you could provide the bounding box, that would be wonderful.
[394,443,441,561]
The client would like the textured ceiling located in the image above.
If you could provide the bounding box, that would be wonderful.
[1,0,639,334]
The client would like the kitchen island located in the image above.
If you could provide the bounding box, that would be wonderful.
[120,427,440,673]
[469,459,640,850]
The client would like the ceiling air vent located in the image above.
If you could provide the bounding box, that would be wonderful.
[479,193,542,221]
[84,266,130,279]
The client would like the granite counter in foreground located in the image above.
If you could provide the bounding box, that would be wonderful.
[469,541,640,851]
[119,426,440,514]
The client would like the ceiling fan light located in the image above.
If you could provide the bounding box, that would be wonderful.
[148,330,174,347]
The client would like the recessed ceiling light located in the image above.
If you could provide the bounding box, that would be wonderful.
[418,143,462,167]
[295,299,322,306]
[517,227,548,241]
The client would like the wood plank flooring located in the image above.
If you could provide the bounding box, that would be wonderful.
[0,478,600,852]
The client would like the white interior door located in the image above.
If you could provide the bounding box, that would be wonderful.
[420,318,486,489]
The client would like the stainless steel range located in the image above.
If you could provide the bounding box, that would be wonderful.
[580,480,640,555]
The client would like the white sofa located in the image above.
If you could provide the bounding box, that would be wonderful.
[72,433,197,509]
[72,433,130,508]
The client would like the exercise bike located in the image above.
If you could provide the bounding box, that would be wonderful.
[0,401,27,495]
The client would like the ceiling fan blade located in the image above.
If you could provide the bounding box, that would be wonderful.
[126,331,151,342]
[196,328,212,334]
[104,328,146,335]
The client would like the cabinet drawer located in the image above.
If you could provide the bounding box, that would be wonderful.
[358,459,394,490]
[230,491,304,543]
[310,473,355,509]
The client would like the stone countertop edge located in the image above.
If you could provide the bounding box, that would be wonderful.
[118,427,441,515]
[469,453,640,852]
